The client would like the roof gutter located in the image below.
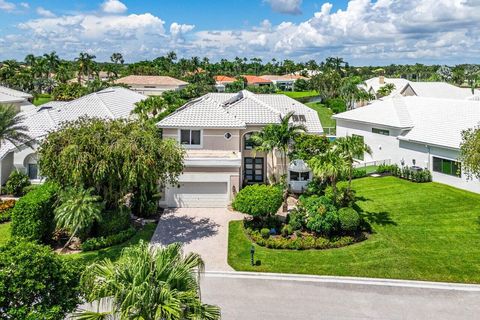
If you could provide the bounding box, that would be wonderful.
[397,136,460,151]
[332,117,411,130]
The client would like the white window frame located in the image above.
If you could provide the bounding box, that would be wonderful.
[179,129,203,148]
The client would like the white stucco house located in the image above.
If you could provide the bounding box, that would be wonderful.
[0,85,35,112]
[115,75,189,96]
[334,95,480,193]
[0,87,146,187]
[260,75,308,91]
[157,90,323,208]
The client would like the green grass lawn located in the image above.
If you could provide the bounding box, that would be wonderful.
[228,177,480,283]
[0,222,11,246]
[305,102,336,131]
[33,95,53,106]
[64,223,157,266]
[278,91,318,99]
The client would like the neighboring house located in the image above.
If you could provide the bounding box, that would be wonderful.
[0,87,146,187]
[115,75,189,96]
[242,75,272,87]
[334,96,480,193]
[214,75,236,92]
[364,76,479,100]
[157,90,323,208]
[260,75,307,91]
[0,85,35,112]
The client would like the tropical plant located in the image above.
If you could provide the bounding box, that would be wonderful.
[308,147,349,202]
[0,240,81,320]
[75,52,96,83]
[0,104,32,148]
[54,187,103,249]
[4,170,31,196]
[289,133,330,162]
[459,128,480,180]
[335,135,372,191]
[376,83,396,97]
[77,241,220,320]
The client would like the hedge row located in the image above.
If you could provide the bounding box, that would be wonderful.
[81,227,136,252]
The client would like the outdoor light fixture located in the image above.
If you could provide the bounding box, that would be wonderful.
[250,245,255,266]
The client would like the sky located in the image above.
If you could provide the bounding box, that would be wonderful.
[0,0,479,65]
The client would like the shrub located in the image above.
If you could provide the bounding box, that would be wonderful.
[94,207,131,237]
[11,182,60,243]
[4,171,31,197]
[260,228,270,239]
[81,227,136,251]
[325,186,356,207]
[352,169,367,179]
[299,195,335,216]
[0,240,80,319]
[22,184,39,194]
[281,224,293,237]
[0,199,15,223]
[232,184,283,218]
[304,178,326,196]
[325,98,347,114]
[338,207,361,232]
[306,210,339,236]
[287,209,306,231]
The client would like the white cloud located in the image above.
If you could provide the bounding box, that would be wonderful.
[170,22,195,42]
[101,0,127,14]
[0,0,15,11]
[20,2,29,9]
[36,7,55,18]
[265,0,302,15]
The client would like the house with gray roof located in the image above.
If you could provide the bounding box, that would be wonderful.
[157,90,323,208]
[334,95,480,193]
[0,87,146,187]
[0,85,35,112]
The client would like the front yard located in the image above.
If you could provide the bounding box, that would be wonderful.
[228,177,480,283]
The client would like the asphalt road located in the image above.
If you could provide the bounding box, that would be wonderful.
[201,272,480,320]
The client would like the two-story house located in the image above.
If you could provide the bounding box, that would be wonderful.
[157,90,323,208]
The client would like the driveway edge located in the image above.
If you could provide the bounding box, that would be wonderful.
[203,271,480,291]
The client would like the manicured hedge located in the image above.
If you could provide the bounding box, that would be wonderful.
[232,184,283,217]
[81,227,136,251]
[5,171,30,197]
[0,199,15,223]
[11,182,59,243]
[377,164,432,183]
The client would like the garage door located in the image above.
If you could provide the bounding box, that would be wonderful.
[168,182,228,208]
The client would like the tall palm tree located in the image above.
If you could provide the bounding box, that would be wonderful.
[0,105,32,148]
[76,241,221,320]
[43,51,60,80]
[308,147,348,202]
[75,52,96,84]
[335,135,372,191]
[54,187,103,250]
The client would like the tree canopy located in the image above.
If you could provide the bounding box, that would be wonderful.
[38,118,185,214]
[459,128,480,179]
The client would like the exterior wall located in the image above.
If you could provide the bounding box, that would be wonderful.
[401,84,416,97]
[162,128,240,151]
[0,152,14,185]
[336,119,480,193]
[127,84,187,96]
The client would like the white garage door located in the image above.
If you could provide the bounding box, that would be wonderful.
[168,182,228,208]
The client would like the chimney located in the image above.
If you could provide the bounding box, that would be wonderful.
[379,76,385,84]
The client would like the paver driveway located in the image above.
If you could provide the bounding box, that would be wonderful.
[151,208,244,271]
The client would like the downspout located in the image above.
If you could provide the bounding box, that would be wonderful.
[426,145,431,170]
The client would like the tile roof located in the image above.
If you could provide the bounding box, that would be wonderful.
[0,85,33,100]
[157,90,323,134]
[242,75,272,85]
[0,87,146,160]
[260,75,307,81]
[214,75,236,83]
[334,96,480,149]
[115,75,188,86]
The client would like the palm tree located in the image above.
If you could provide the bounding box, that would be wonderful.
[76,241,221,320]
[377,83,396,98]
[0,105,32,148]
[110,52,124,65]
[335,135,372,191]
[308,147,348,202]
[75,52,96,84]
[43,51,60,80]
[54,187,103,250]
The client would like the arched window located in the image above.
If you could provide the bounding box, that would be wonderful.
[24,153,38,180]
[243,132,259,150]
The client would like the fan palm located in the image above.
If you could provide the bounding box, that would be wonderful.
[54,187,103,250]
[0,104,32,148]
[308,147,349,202]
[76,241,221,320]
[335,135,372,191]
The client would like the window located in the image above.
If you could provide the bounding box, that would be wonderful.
[352,134,364,161]
[290,171,310,181]
[292,114,306,122]
[244,132,259,150]
[372,128,390,136]
[144,85,156,88]
[180,130,201,146]
[28,163,38,180]
[433,157,461,177]
[244,157,264,183]
[224,132,232,140]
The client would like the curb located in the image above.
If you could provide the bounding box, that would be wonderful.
[203,271,480,292]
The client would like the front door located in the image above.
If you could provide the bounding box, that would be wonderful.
[244,157,264,184]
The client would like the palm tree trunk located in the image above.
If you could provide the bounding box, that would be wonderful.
[61,226,79,253]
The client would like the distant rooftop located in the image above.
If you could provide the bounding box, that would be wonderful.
[115,75,188,86]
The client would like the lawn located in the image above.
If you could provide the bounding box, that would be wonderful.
[305,102,336,132]
[228,177,480,283]
[278,90,318,99]
[33,95,53,106]
[0,222,11,246]
[64,223,157,266]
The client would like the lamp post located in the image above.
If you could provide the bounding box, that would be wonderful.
[250,245,255,266]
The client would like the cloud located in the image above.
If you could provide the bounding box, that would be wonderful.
[20,2,29,9]
[36,7,55,18]
[265,0,302,15]
[101,0,127,14]
[170,22,195,42]
[0,0,15,11]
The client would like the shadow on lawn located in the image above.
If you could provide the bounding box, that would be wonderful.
[362,211,397,226]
